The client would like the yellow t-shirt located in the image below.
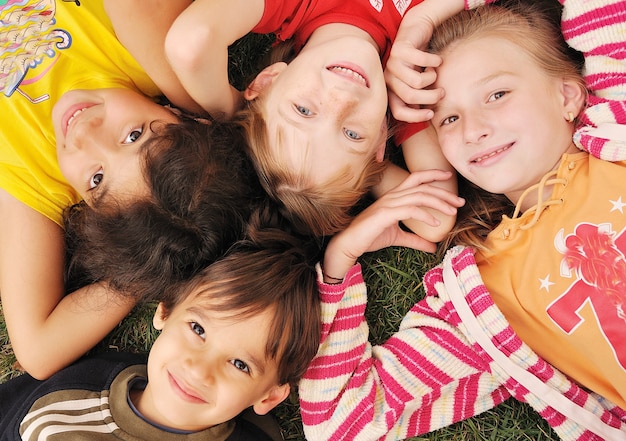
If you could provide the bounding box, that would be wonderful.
[0,0,161,226]
[477,152,626,408]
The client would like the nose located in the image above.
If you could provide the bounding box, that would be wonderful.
[183,350,217,386]
[324,87,359,120]
[462,112,491,144]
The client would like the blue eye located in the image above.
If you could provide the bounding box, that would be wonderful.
[89,169,103,189]
[124,128,143,144]
[295,105,312,116]
[344,128,362,140]
[190,322,205,339]
[231,359,250,373]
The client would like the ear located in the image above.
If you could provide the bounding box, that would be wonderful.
[374,119,389,163]
[243,62,288,101]
[375,139,387,162]
[560,78,586,120]
[252,383,290,415]
[152,303,167,331]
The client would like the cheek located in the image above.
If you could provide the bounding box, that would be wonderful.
[57,157,82,193]
[437,134,459,165]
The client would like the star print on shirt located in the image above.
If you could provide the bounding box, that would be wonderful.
[610,196,626,213]
[539,275,555,292]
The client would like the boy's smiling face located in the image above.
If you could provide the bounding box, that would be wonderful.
[133,295,289,431]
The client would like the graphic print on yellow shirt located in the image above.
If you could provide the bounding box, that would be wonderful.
[1,0,70,99]
[0,0,160,226]
[547,221,626,370]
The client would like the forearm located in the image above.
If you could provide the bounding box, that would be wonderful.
[105,0,205,114]
[164,0,263,116]
[0,192,134,379]
[301,264,499,441]
[17,284,136,380]
[562,0,626,160]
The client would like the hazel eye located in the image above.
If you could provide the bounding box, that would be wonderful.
[441,115,459,126]
[89,169,103,189]
[123,128,143,144]
[344,128,362,140]
[488,91,507,102]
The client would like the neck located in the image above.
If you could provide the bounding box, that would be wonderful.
[306,23,380,52]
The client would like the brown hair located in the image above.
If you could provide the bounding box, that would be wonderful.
[64,118,264,302]
[432,0,586,252]
[160,202,322,386]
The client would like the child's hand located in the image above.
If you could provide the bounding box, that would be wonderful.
[322,170,462,283]
[385,0,464,123]
[385,7,443,124]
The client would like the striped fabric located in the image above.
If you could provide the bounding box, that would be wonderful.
[562,0,626,160]
[300,1,626,439]
[300,248,626,441]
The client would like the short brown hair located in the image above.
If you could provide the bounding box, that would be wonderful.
[160,203,322,386]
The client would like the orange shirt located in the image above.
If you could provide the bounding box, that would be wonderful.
[477,152,626,408]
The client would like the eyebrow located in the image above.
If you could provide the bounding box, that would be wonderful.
[188,305,268,376]
[431,70,516,115]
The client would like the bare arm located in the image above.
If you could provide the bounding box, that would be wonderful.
[165,0,265,117]
[373,128,462,246]
[0,190,135,380]
[104,0,205,114]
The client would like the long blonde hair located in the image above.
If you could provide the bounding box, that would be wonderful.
[434,0,586,253]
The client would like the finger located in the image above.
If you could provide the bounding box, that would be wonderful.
[389,42,442,71]
[391,230,437,253]
[399,180,465,206]
[389,101,435,124]
[379,188,462,218]
[385,67,440,102]
[395,169,454,189]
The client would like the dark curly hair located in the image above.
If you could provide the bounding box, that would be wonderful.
[64,118,265,302]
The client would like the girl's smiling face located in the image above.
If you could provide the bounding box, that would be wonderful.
[252,33,388,188]
[52,88,179,205]
[431,36,581,206]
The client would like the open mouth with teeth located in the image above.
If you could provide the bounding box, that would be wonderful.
[327,65,369,87]
[66,108,87,128]
[472,145,511,163]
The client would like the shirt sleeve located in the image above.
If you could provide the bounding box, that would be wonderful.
[299,262,505,441]
[561,0,626,160]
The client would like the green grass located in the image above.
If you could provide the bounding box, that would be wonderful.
[0,33,559,441]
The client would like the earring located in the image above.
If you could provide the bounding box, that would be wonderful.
[567,112,575,123]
